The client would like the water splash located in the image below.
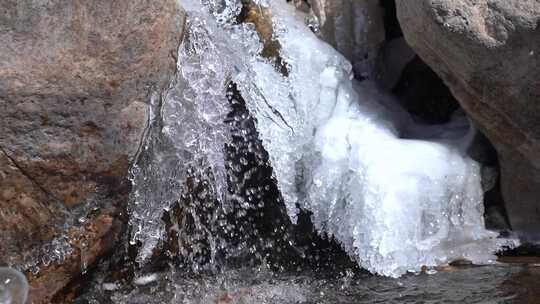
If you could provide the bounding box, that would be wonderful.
[0,268,28,304]
[128,11,233,265]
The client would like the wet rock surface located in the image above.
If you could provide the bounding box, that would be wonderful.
[395,0,540,242]
[28,211,123,303]
[302,0,386,78]
[0,0,184,301]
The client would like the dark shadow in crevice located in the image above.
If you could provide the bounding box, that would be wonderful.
[222,82,359,275]
[468,131,512,232]
[393,57,460,125]
[379,0,402,41]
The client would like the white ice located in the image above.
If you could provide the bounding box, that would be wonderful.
[129,0,517,277]
[246,1,518,277]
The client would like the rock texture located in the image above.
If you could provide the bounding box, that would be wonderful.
[0,0,184,301]
[395,0,540,241]
[301,0,385,78]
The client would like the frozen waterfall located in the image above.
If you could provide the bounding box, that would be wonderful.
[128,0,517,277]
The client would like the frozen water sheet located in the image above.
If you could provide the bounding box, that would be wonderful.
[250,1,518,277]
[304,75,508,277]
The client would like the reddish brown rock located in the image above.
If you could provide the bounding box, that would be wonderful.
[28,212,122,304]
[0,0,185,302]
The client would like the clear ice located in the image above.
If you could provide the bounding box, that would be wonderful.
[128,0,517,277]
[128,8,232,264]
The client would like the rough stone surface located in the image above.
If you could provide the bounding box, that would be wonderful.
[304,0,386,78]
[0,0,184,301]
[373,37,416,91]
[0,152,61,266]
[396,0,540,241]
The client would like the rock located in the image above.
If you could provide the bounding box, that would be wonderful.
[0,152,60,267]
[392,57,460,124]
[240,0,283,66]
[395,0,540,242]
[306,0,386,78]
[373,37,416,91]
[28,212,122,303]
[0,0,185,301]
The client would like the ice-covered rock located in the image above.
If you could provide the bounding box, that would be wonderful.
[298,71,511,277]
[128,0,516,277]
[248,1,518,277]
[128,9,233,264]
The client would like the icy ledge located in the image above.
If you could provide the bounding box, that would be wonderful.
[247,2,519,277]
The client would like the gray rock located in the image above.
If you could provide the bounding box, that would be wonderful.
[0,0,185,301]
[307,0,386,78]
[396,0,540,241]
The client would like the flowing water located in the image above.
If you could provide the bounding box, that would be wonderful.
[77,263,540,303]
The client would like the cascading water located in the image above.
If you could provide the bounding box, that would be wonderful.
[128,0,517,280]
[128,8,233,266]
[128,0,295,271]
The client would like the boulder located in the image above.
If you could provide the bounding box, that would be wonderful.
[0,0,184,301]
[373,37,416,91]
[395,0,540,241]
[305,0,386,78]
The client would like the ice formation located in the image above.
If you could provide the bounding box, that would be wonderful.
[0,268,28,304]
[128,0,516,277]
[128,6,234,264]
[250,2,517,277]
